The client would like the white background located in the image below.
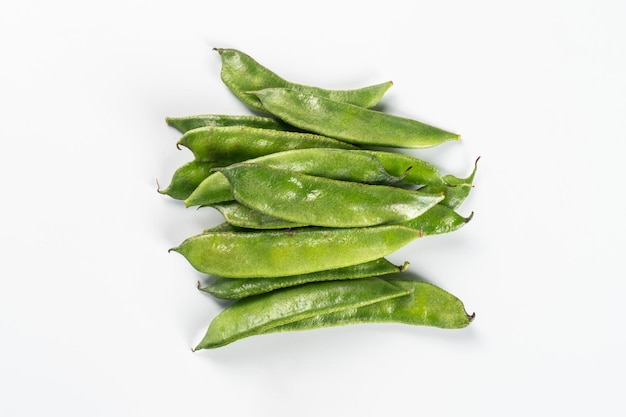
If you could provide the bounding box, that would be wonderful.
[1,1,625,416]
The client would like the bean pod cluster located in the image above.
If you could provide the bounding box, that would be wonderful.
[160,48,478,350]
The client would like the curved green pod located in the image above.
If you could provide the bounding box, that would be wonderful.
[251,88,460,149]
[419,157,479,209]
[267,278,474,333]
[193,278,410,350]
[177,126,356,164]
[215,48,393,112]
[165,114,296,133]
[199,258,408,300]
[157,160,217,200]
[212,201,306,230]
[170,207,470,278]
[361,150,446,186]
[185,148,406,207]
[216,163,444,228]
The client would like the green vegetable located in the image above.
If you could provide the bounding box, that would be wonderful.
[251,88,460,148]
[216,163,444,228]
[185,148,405,208]
[193,278,410,350]
[215,48,393,112]
[166,114,296,133]
[268,278,474,333]
[177,125,356,164]
[158,160,217,200]
[170,206,470,278]
[199,258,407,300]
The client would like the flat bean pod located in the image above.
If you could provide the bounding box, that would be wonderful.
[215,48,393,112]
[185,148,405,207]
[361,150,446,186]
[178,126,356,164]
[217,163,444,228]
[193,278,410,350]
[212,201,306,229]
[170,207,470,278]
[166,114,296,133]
[251,88,460,148]
[419,157,479,209]
[157,160,217,200]
[267,278,474,334]
[199,258,408,300]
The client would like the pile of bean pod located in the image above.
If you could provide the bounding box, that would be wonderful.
[160,48,478,350]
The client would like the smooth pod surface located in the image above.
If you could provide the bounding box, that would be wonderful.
[217,163,444,228]
[185,148,403,207]
[178,126,356,164]
[268,278,474,333]
[166,114,295,133]
[251,88,460,148]
[215,48,393,112]
[194,278,410,349]
[171,208,469,278]
[199,258,407,300]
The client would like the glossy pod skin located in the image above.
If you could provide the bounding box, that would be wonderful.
[158,160,217,200]
[216,163,444,228]
[165,114,296,134]
[268,278,474,334]
[193,278,410,350]
[170,205,470,278]
[215,48,393,112]
[251,88,460,149]
[178,126,356,164]
[199,258,408,300]
[185,148,407,208]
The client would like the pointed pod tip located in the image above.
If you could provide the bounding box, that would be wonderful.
[465,212,475,223]
[399,261,410,272]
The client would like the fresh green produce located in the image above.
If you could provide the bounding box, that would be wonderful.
[166,114,296,133]
[215,48,393,112]
[160,47,477,350]
[251,88,460,148]
[170,205,470,278]
[216,163,444,228]
[193,278,410,350]
[267,279,474,333]
[178,125,356,164]
[211,201,307,229]
[158,160,217,200]
[199,258,407,300]
[185,148,406,208]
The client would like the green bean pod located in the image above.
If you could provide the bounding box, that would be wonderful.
[185,148,406,207]
[157,160,217,200]
[193,278,410,350]
[212,201,306,230]
[361,150,446,186]
[419,157,479,209]
[199,258,408,300]
[267,278,474,334]
[216,163,444,228]
[177,126,356,164]
[215,48,393,112]
[170,206,470,278]
[166,114,296,133]
[251,88,460,149]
